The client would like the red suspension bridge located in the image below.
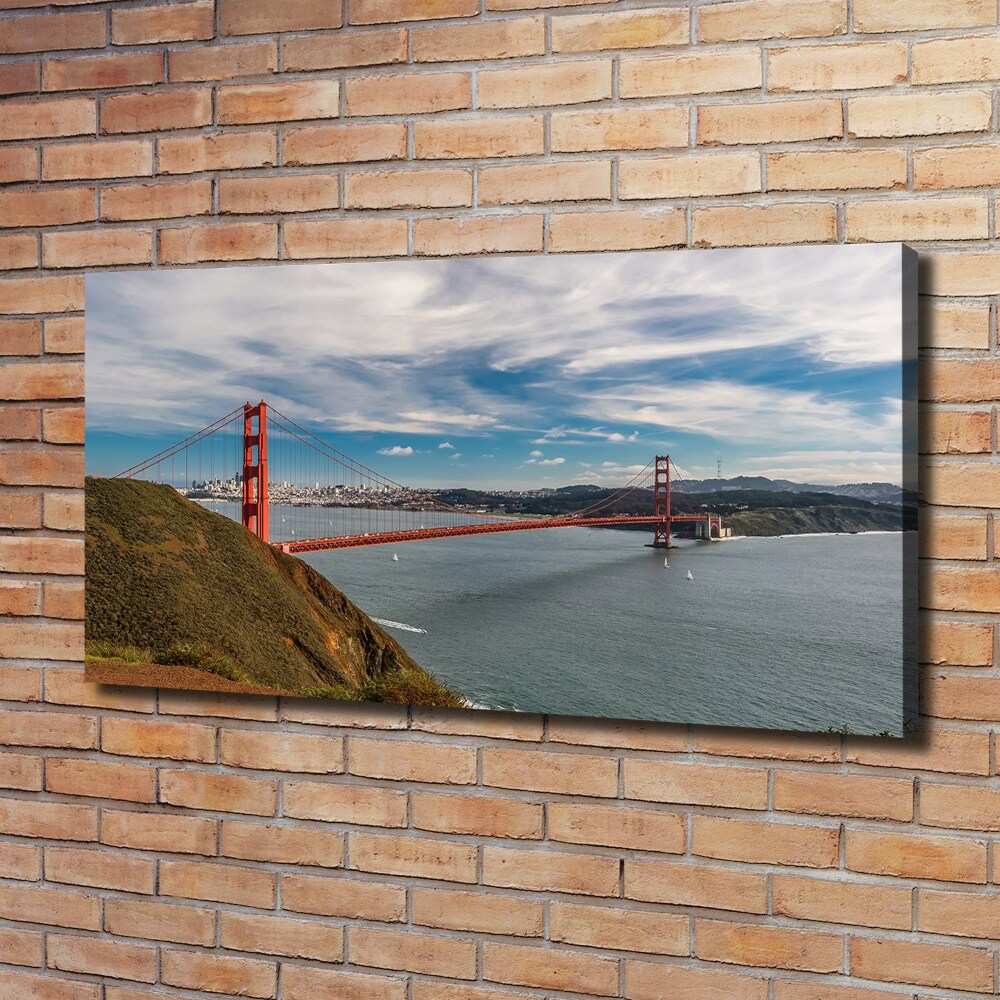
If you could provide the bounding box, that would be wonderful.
[114,400,725,552]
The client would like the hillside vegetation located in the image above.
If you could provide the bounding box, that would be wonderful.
[85,476,463,706]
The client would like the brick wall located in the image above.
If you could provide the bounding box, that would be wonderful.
[0,0,998,996]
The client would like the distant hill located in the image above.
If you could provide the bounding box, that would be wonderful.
[85,477,462,706]
[673,475,913,506]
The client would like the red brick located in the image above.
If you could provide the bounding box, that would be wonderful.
[697,919,842,973]
[412,17,544,61]
[481,161,610,207]
[159,859,275,907]
[101,88,212,134]
[921,781,1000,831]
[919,888,1000,939]
[483,942,618,995]
[483,845,618,895]
[158,131,277,174]
[0,666,40,703]
[43,229,153,269]
[0,234,37,271]
[855,0,994,32]
[773,874,911,929]
[221,912,342,962]
[0,450,82,487]
[44,140,153,181]
[161,951,277,999]
[0,884,99,930]
[282,965,405,1000]
[218,79,340,125]
[0,321,41,356]
[625,759,768,808]
[159,768,278,816]
[0,187,95,227]
[0,147,38,184]
[846,828,987,883]
[105,898,215,947]
[412,791,542,838]
[553,9,688,52]
[694,815,840,868]
[0,708,94,749]
[414,116,543,159]
[0,362,82,401]
[101,179,212,221]
[626,858,768,913]
[46,758,154,803]
[851,936,992,993]
[285,30,406,71]
[220,729,343,772]
[43,846,155,894]
[222,820,345,868]
[0,494,41,528]
[42,408,83,446]
[285,122,406,165]
[773,770,914,820]
[45,668,154,713]
[112,1,214,45]
[282,873,405,922]
[284,217,408,259]
[43,579,98,618]
[0,840,38,878]
[552,106,688,152]
[0,60,38,96]
[101,809,217,856]
[0,276,84,314]
[482,746,617,795]
[412,886,544,937]
[621,48,761,97]
[0,972,96,1000]
[346,72,471,116]
[101,718,216,762]
[349,736,477,783]
[170,41,278,82]
[351,926,476,979]
[626,963,768,1000]
[352,0,477,22]
[479,60,611,109]
[220,0,343,35]
[551,901,689,955]
[699,0,848,42]
[158,689,278,721]
[159,222,279,264]
[351,832,478,882]
[43,53,163,92]
[284,780,407,827]
[0,408,39,441]
[0,11,106,54]
[413,215,544,256]
[0,927,40,968]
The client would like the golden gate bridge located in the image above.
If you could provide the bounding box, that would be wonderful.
[113,400,725,552]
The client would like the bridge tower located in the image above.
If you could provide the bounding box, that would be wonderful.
[242,400,269,543]
[653,454,671,548]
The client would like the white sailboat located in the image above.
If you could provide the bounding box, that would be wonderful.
[663,557,670,568]
[391,552,399,562]
[686,569,694,581]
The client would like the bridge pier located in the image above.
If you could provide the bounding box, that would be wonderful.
[652,455,672,548]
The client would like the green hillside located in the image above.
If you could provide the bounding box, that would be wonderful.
[85,476,463,706]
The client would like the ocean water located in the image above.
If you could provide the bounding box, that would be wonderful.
[267,505,910,736]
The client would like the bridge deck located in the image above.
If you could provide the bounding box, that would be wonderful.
[279,515,672,554]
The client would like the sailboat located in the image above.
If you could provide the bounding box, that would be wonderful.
[663,557,670,568]
[686,569,694,581]
[391,553,399,562]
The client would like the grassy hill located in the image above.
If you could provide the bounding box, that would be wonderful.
[85,476,463,706]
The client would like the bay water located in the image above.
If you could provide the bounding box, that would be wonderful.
[260,505,909,735]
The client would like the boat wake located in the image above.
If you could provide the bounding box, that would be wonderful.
[372,617,428,635]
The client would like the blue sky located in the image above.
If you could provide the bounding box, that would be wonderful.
[85,245,906,490]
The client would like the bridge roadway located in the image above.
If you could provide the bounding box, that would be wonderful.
[277,513,718,554]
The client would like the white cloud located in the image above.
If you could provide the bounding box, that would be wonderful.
[85,244,904,439]
[537,457,565,466]
[377,445,413,456]
[438,441,455,449]
[529,450,544,458]
[450,452,461,460]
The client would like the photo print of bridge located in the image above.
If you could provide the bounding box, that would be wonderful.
[84,243,917,735]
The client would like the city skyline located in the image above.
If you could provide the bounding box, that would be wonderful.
[85,245,906,489]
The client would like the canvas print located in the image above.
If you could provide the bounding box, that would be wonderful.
[85,244,917,735]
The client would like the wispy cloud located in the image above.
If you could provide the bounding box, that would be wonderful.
[377,445,413,457]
